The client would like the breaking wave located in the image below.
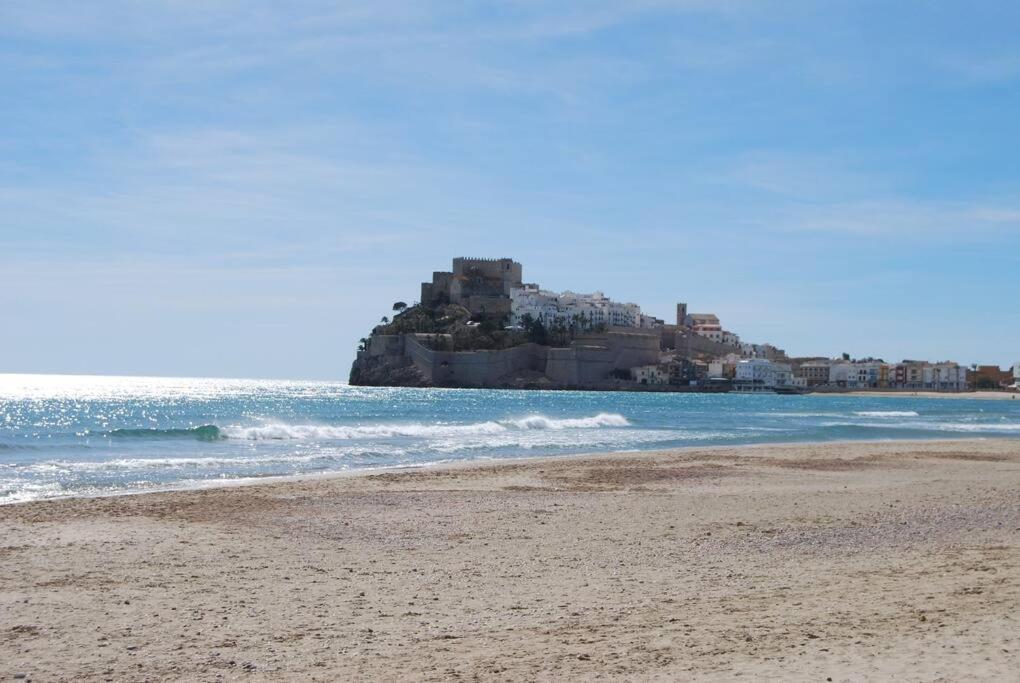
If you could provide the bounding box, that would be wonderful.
[222,413,631,441]
[504,413,631,430]
[853,411,920,417]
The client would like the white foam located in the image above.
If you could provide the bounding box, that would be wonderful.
[223,421,506,440]
[222,413,631,441]
[927,422,1020,432]
[0,480,66,505]
[854,411,920,417]
[825,420,1020,433]
[504,413,631,430]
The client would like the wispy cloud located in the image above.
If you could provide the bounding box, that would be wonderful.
[768,199,1020,239]
[4,1,1020,374]
[0,123,447,261]
[931,51,1020,84]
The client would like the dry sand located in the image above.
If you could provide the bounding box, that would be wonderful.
[2,439,1019,682]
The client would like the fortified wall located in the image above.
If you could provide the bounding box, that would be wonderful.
[675,329,742,360]
[353,327,661,389]
[421,257,522,319]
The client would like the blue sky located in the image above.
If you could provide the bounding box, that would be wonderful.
[2,1,1019,379]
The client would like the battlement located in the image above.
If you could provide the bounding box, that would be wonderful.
[422,257,523,316]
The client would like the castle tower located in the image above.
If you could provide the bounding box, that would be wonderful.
[676,302,688,327]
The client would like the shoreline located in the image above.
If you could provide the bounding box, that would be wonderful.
[5,435,1019,508]
[811,389,1018,401]
[2,438,1017,680]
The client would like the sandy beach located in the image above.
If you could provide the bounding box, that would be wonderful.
[2,439,1018,681]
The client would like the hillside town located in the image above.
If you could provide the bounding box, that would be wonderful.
[353,256,1019,392]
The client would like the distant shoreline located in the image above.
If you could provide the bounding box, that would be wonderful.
[812,389,1018,401]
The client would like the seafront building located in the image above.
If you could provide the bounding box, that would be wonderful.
[631,364,669,385]
[733,358,797,391]
[398,256,978,392]
[848,362,882,389]
[788,357,969,391]
[794,360,833,387]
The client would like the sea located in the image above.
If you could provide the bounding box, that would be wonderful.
[2,373,1019,504]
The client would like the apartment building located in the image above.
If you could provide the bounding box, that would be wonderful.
[734,359,794,391]
[847,362,882,389]
[510,285,642,329]
[794,360,832,387]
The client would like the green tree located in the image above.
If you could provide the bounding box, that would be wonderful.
[974,376,999,390]
[524,316,548,345]
[392,301,408,313]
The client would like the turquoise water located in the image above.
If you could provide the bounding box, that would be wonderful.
[2,374,1019,504]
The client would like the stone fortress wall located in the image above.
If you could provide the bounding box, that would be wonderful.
[367,327,661,389]
[421,257,522,319]
[676,330,743,359]
[359,256,784,389]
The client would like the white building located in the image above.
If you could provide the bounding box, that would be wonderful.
[828,363,851,386]
[847,362,882,389]
[734,359,793,391]
[631,364,669,385]
[639,314,664,329]
[772,362,794,387]
[684,313,724,342]
[740,342,781,359]
[929,362,968,391]
[510,285,642,329]
[735,358,771,390]
[708,353,742,379]
[721,330,741,347]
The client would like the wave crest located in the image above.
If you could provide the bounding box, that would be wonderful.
[506,413,631,430]
[853,411,920,417]
[223,413,631,441]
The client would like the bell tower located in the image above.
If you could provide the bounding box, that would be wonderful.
[676,302,687,327]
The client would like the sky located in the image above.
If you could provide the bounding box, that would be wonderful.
[2,0,1019,379]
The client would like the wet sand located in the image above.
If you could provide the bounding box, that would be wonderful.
[2,439,1019,681]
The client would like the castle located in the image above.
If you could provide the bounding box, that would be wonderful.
[420,257,523,320]
[352,256,975,394]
